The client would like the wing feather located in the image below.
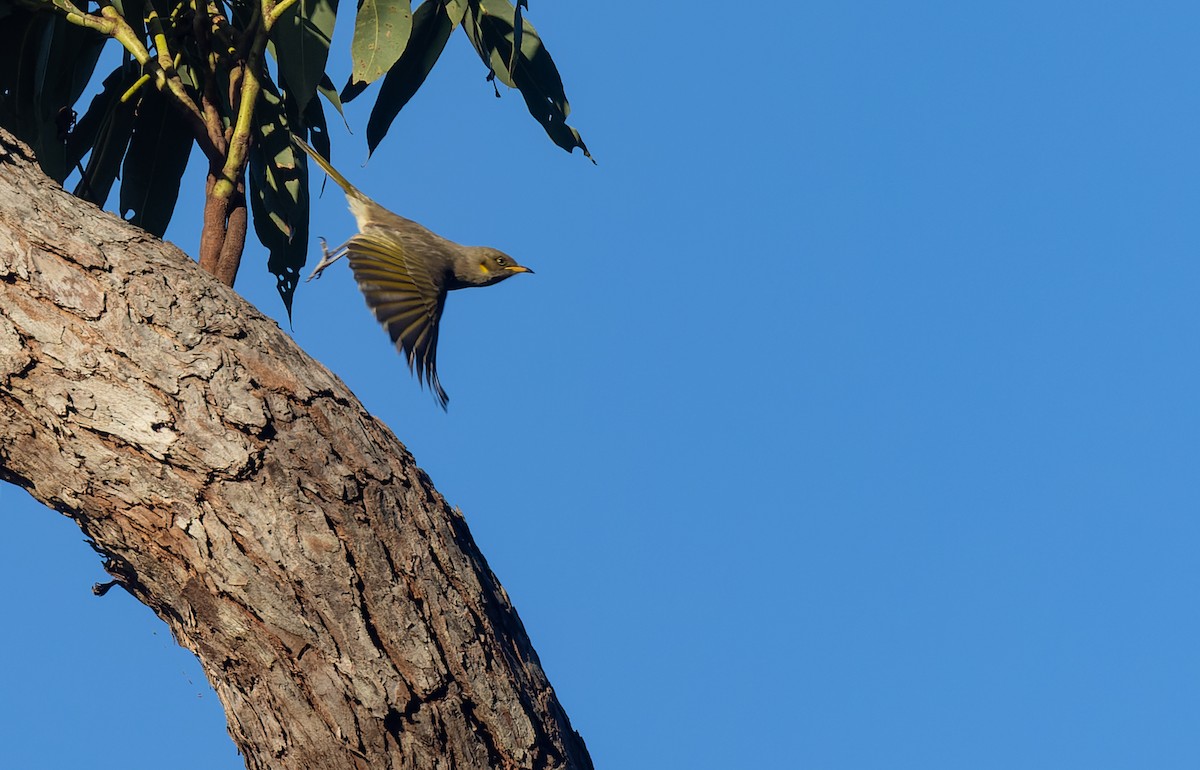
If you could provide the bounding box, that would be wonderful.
[346,232,449,408]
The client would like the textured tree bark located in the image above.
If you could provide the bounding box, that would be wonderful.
[0,129,592,770]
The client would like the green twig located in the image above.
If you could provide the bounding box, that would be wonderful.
[212,23,268,198]
[266,0,301,26]
[144,6,208,127]
[120,73,153,103]
[39,1,222,162]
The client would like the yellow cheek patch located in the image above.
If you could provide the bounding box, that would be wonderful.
[479,263,490,274]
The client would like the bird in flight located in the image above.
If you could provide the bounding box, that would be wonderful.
[293,135,533,409]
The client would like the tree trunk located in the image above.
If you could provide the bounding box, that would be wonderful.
[0,128,592,770]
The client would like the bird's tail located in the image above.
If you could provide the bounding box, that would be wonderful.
[291,134,366,201]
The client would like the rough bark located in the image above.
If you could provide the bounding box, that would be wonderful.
[0,128,592,770]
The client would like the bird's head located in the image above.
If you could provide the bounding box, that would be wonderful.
[462,247,534,287]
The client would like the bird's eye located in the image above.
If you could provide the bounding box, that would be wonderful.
[496,256,508,266]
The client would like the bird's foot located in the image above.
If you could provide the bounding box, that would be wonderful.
[306,237,343,282]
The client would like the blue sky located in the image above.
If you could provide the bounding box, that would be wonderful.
[3,2,1200,768]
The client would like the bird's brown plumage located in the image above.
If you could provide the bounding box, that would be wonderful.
[292,135,532,409]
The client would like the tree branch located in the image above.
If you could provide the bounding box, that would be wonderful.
[36,0,224,163]
[0,128,592,770]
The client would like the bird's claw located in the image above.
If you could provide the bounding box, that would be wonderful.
[306,237,336,282]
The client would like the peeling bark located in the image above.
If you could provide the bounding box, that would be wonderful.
[0,129,592,770]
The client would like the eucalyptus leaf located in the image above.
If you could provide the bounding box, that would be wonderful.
[66,62,135,173]
[318,72,347,120]
[21,15,66,180]
[0,10,39,135]
[509,0,522,80]
[365,0,464,154]
[462,0,589,158]
[0,11,94,181]
[73,64,139,205]
[271,0,338,113]
[462,0,514,88]
[302,88,332,179]
[120,88,194,236]
[349,0,413,87]
[339,77,369,104]
[0,7,107,182]
[250,80,309,317]
[54,17,106,111]
[514,78,590,159]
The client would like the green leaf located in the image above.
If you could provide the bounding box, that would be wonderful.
[119,87,195,236]
[249,80,309,318]
[3,11,106,182]
[463,0,590,158]
[317,71,347,120]
[462,0,514,87]
[509,0,523,82]
[271,0,338,113]
[43,12,106,114]
[303,97,331,164]
[300,86,333,192]
[442,0,470,27]
[468,0,563,105]
[0,9,166,199]
[29,17,69,181]
[339,77,369,103]
[66,61,134,174]
[0,10,40,137]
[512,74,590,159]
[349,0,413,88]
[73,64,140,206]
[176,61,201,92]
[365,0,466,154]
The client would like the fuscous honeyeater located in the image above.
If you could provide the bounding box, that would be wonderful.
[293,135,532,409]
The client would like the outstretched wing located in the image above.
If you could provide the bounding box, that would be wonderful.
[346,231,450,409]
